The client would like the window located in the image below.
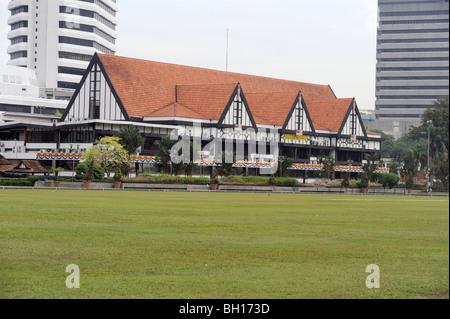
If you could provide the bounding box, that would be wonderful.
[89,64,101,119]
[295,103,304,131]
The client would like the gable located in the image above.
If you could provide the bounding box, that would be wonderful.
[62,55,129,122]
[282,92,315,133]
[339,99,367,138]
[218,84,257,130]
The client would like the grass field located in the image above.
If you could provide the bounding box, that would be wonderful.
[0,189,448,299]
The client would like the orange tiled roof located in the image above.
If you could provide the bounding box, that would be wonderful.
[306,98,353,132]
[97,54,337,124]
[245,91,300,126]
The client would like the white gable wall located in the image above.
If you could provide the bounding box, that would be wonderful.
[64,64,125,122]
[285,101,312,132]
[222,93,252,127]
[341,106,365,137]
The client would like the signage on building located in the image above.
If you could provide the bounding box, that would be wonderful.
[284,134,308,142]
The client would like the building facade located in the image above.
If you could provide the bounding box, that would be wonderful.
[375,0,449,139]
[0,65,67,125]
[6,0,117,100]
[0,54,384,178]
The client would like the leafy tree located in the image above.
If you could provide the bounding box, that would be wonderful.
[409,97,449,156]
[370,129,416,161]
[377,173,400,189]
[84,136,131,178]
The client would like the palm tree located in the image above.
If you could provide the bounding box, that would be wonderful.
[116,126,145,176]
[116,126,145,155]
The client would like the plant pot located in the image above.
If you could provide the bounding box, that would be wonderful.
[273,185,276,191]
[53,181,61,187]
[361,188,368,194]
[83,181,92,189]
[408,188,412,194]
[345,187,349,193]
[45,181,53,187]
[113,181,122,189]
[210,184,218,191]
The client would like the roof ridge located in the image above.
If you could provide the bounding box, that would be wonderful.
[98,54,330,88]
[176,82,238,88]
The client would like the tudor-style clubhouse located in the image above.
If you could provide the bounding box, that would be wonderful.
[0,53,383,177]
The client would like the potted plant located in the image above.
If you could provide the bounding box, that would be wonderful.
[405,177,414,194]
[83,160,95,189]
[44,178,53,187]
[50,167,65,187]
[269,174,277,191]
[359,175,369,194]
[210,168,219,191]
[341,175,350,193]
[113,166,123,189]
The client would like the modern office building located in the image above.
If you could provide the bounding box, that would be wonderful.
[375,0,449,139]
[6,0,117,100]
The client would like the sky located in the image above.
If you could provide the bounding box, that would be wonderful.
[0,0,378,110]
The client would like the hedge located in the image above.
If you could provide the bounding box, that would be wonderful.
[122,175,211,185]
[0,178,33,187]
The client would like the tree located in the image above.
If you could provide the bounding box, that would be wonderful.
[362,153,382,182]
[116,127,145,176]
[370,129,416,161]
[409,97,449,156]
[116,126,145,155]
[84,136,131,178]
[319,155,335,181]
[276,157,294,178]
[401,148,421,183]
[155,136,181,175]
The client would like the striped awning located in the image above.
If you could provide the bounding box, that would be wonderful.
[36,153,86,161]
[131,156,161,164]
[334,166,364,173]
[233,161,276,169]
[194,159,219,167]
[289,164,324,171]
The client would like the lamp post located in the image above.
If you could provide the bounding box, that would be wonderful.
[427,120,432,192]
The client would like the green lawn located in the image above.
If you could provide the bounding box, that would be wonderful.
[0,189,448,299]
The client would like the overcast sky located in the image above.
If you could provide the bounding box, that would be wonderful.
[0,0,378,110]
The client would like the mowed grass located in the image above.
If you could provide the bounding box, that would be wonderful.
[0,189,448,299]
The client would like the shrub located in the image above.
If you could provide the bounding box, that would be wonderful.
[275,177,301,187]
[405,177,414,190]
[75,161,105,181]
[377,173,400,189]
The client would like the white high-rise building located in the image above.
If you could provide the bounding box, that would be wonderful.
[6,0,117,100]
[375,0,449,139]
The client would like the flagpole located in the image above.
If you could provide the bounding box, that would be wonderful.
[226,29,229,72]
